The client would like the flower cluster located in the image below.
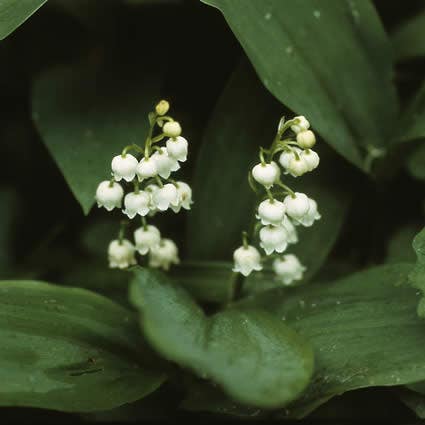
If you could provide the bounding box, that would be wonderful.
[233,115,321,286]
[95,100,192,271]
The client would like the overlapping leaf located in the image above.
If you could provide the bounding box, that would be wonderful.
[0,280,165,411]
[130,268,314,408]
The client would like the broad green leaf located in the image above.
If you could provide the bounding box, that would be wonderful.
[240,263,425,417]
[392,10,425,61]
[0,0,47,40]
[398,387,425,419]
[187,61,351,284]
[129,268,314,408]
[32,60,160,214]
[407,142,425,180]
[201,0,397,168]
[0,280,165,411]
[409,227,425,317]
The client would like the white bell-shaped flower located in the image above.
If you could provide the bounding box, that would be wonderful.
[273,254,306,285]
[152,183,179,211]
[278,148,302,173]
[252,161,280,188]
[134,225,161,255]
[287,155,310,177]
[259,225,288,255]
[282,215,298,244]
[301,149,320,171]
[151,147,180,179]
[149,238,180,270]
[123,191,151,219]
[145,184,160,215]
[256,199,286,226]
[136,157,158,181]
[111,154,138,182]
[283,192,310,221]
[232,245,262,276]
[297,130,316,149]
[166,136,188,162]
[95,181,124,211]
[163,121,182,138]
[291,116,310,133]
[171,181,193,213]
[297,198,321,227]
[108,239,137,269]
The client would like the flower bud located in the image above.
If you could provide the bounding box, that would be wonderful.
[256,199,286,226]
[149,238,179,270]
[152,147,180,179]
[283,192,310,221]
[232,245,262,276]
[152,183,179,211]
[259,225,288,255]
[288,156,310,177]
[123,191,151,219]
[163,121,182,138]
[297,130,316,149]
[171,181,193,213]
[95,181,124,211]
[166,136,188,162]
[134,225,161,255]
[111,154,138,182]
[108,239,137,269]
[290,116,310,133]
[301,149,320,171]
[155,100,169,116]
[252,161,280,188]
[273,254,306,285]
[136,157,158,181]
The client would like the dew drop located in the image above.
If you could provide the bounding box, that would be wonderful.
[286,46,293,54]
[313,10,321,19]
[264,12,272,20]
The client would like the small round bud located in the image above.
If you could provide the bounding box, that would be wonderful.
[152,183,179,211]
[152,147,180,179]
[256,199,286,226]
[259,225,288,255]
[123,191,151,219]
[301,149,320,171]
[297,130,316,149]
[155,100,169,116]
[273,254,306,285]
[283,192,310,221]
[95,181,124,211]
[108,239,137,269]
[232,245,262,277]
[136,157,158,181]
[111,154,138,182]
[252,161,280,188]
[171,181,193,213]
[163,121,182,138]
[287,156,310,177]
[134,225,161,255]
[149,239,179,270]
[291,116,310,133]
[166,136,188,162]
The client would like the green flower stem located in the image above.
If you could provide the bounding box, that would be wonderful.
[276,180,295,196]
[121,144,144,156]
[118,220,128,244]
[141,216,148,230]
[242,231,249,249]
[144,111,159,159]
[151,133,165,144]
[133,180,140,194]
[155,176,164,188]
[108,178,115,187]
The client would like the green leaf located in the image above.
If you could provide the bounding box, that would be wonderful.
[32,60,160,214]
[407,142,425,180]
[187,61,351,283]
[0,0,47,40]
[386,223,421,264]
[409,227,425,317]
[392,10,425,61]
[201,0,397,168]
[129,268,314,408]
[0,280,165,411]
[240,263,425,417]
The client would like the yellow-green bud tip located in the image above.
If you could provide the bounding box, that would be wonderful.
[155,100,170,116]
